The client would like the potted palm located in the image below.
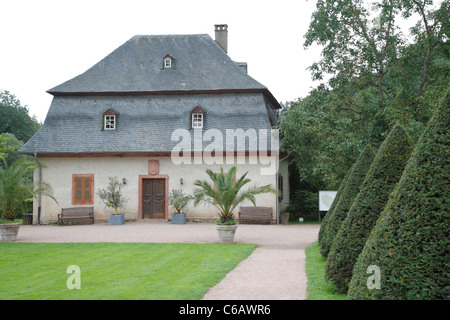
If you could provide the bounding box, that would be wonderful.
[193,166,277,243]
[0,159,56,241]
[168,189,192,224]
[96,176,128,225]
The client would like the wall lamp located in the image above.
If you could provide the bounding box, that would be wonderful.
[122,178,127,185]
[180,178,184,185]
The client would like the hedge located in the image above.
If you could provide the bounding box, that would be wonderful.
[325,124,414,293]
[319,144,375,257]
[348,93,449,300]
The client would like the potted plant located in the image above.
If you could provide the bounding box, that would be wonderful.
[96,176,128,225]
[168,189,192,224]
[193,166,277,243]
[0,159,56,241]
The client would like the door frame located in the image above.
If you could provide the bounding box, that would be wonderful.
[138,175,169,219]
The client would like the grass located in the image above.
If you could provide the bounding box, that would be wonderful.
[305,242,347,300]
[0,242,257,300]
[0,218,23,224]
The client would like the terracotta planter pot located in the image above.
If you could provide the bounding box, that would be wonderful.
[216,224,238,243]
[0,222,21,242]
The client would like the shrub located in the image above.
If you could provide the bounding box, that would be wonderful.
[325,125,414,293]
[96,176,128,215]
[348,94,450,300]
[319,144,375,257]
[287,189,319,222]
[168,189,193,214]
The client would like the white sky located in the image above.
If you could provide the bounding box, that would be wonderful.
[0,0,322,122]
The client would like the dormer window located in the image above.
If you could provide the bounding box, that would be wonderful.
[192,113,203,128]
[103,109,117,131]
[163,55,173,69]
[191,106,204,129]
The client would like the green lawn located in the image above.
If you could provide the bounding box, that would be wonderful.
[0,242,257,300]
[305,242,347,300]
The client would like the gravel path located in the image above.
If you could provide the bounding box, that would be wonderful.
[16,221,320,300]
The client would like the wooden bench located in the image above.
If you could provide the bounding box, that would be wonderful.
[238,206,273,224]
[58,207,94,225]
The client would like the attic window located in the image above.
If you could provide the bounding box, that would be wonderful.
[163,55,173,69]
[103,109,117,131]
[192,113,203,128]
[191,106,204,129]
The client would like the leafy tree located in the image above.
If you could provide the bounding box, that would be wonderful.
[168,189,193,214]
[325,124,414,293]
[319,144,375,257]
[0,90,41,142]
[280,87,365,190]
[281,0,448,195]
[348,92,449,300]
[96,177,128,215]
[0,133,33,167]
[193,166,277,225]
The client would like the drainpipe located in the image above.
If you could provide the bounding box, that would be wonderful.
[34,152,42,225]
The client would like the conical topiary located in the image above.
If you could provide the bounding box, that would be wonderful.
[318,166,352,244]
[325,124,414,293]
[319,144,375,257]
[348,93,450,300]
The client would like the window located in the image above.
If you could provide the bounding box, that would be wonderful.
[104,115,116,130]
[164,57,172,68]
[103,109,117,131]
[191,106,205,129]
[72,174,94,205]
[163,55,173,69]
[192,113,203,128]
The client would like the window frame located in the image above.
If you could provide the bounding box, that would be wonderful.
[72,174,94,205]
[104,114,116,131]
[191,113,203,129]
[163,56,173,69]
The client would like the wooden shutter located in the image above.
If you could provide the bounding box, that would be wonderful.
[72,174,94,205]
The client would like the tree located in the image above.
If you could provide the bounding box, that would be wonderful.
[96,177,128,215]
[0,133,32,167]
[348,92,449,299]
[280,86,366,191]
[193,166,277,224]
[319,144,375,257]
[0,90,41,142]
[168,189,193,214]
[325,124,414,293]
[281,0,448,200]
[0,159,55,220]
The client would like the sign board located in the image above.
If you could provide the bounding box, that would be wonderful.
[319,191,338,211]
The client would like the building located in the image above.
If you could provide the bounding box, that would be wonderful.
[19,25,289,224]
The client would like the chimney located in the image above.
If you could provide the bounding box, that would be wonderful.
[214,24,228,53]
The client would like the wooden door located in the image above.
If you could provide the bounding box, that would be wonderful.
[142,179,166,219]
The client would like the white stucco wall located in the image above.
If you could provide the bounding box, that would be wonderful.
[33,155,289,224]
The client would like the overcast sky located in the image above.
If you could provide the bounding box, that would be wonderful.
[1,0,322,122]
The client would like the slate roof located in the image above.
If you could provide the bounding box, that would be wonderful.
[19,34,280,155]
[48,34,268,95]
